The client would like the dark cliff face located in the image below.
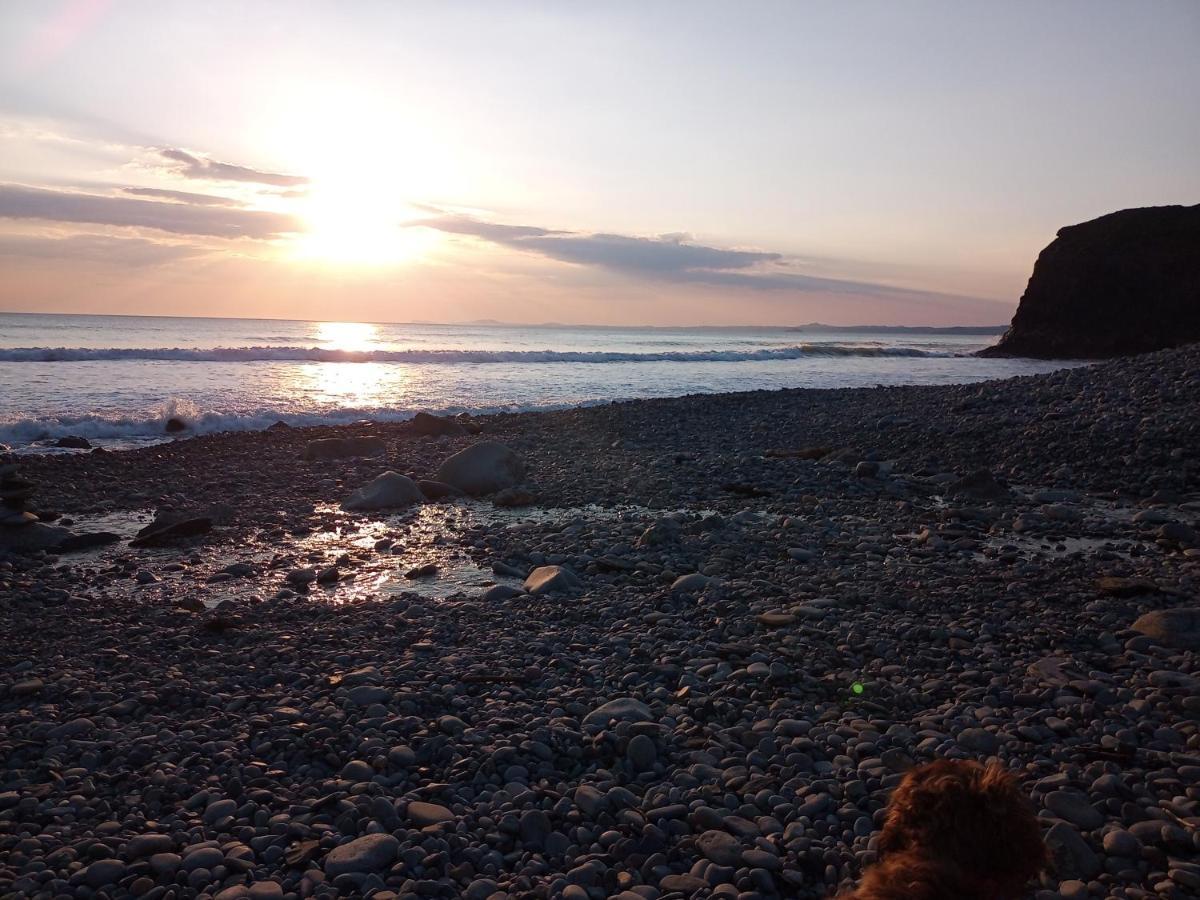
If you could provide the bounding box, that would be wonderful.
[980,204,1200,359]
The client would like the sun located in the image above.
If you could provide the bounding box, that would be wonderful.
[290,182,436,266]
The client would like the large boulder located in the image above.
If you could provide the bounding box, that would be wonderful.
[981,204,1200,359]
[435,441,526,495]
[342,471,423,511]
[302,436,386,461]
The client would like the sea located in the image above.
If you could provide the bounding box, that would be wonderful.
[0,313,1080,452]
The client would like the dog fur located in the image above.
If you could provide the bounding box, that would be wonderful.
[837,759,1046,900]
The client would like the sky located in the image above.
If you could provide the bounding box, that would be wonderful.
[1,1,1197,327]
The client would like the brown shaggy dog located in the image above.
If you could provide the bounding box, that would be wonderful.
[837,759,1047,900]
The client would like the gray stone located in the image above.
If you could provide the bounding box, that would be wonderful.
[696,829,743,866]
[407,801,454,826]
[84,859,126,888]
[1132,608,1200,649]
[671,572,710,593]
[627,733,657,771]
[342,471,423,510]
[524,565,581,595]
[1046,791,1103,830]
[323,833,399,877]
[302,436,386,461]
[435,441,526,495]
[1045,822,1101,880]
[582,697,653,728]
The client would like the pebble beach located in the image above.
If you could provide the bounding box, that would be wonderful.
[2,343,1199,900]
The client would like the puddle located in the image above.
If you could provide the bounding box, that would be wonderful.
[61,499,714,605]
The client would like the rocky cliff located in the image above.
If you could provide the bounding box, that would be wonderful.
[980,204,1200,358]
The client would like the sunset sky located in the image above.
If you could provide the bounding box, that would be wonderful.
[1,1,1198,326]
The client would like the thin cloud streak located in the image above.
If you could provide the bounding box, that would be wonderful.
[0,184,301,239]
[122,186,241,207]
[0,233,206,266]
[159,148,309,187]
[410,212,991,303]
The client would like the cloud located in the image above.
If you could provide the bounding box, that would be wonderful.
[0,184,302,239]
[411,213,780,273]
[409,212,990,302]
[121,186,241,207]
[159,148,309,187]
[0,233,207,267]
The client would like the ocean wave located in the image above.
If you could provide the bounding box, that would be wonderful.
[0,399,590,450]
[0,343,964,363]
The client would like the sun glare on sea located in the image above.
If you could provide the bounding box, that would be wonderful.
[316,321,378,353]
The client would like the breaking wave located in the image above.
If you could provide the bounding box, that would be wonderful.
[0,343,964,363]
[0,400,576,451]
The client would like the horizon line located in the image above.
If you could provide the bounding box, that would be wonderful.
[0,309,1010,332]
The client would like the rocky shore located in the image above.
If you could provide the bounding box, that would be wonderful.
[2,344,1199,900]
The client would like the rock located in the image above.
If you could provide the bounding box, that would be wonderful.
[407,801,454,826]
[980,204,1200,358]
[416,479,461,500]
[661,874,709,892]
[129,512,212,547]
[340,759,374,781]
[1131,608,1200,649]
[854,460,879,478]
[582,697,653,728]
[302,436,386,461]
[57,531,121,552]
[435,441,526,495]
[671,572,710,593]
[346,684,391,706]
[626,733,657,771]
[164,417,188,433]
[1102,830,1141,857]
[341,471,423,510]
[409,411,467,436]
[523,565,580,595]
[696,829,743,866]
[127,834,175,858]
[1097,576,1161,596]
[765,446,831,460]
[493,486,537,507]
[956,727,999,754]
[1045,822,1101,880]
[483,584,523,601]
[323,833,399,876]
[519,809,552,848]
[10,678,44,696]
[1045,791,1104,830]
[203,797,237,825]
[54,435,91,449]
[757,612,796,628]
[0,522,71,550]
[946,469,1010,500]
[84,859,126,887]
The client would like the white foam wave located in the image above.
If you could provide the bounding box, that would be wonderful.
[0,400,587,451]
[0,343,963,363]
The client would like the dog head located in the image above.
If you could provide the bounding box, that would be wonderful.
[840,759,1046,899]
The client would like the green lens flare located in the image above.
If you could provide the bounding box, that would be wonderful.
[851,682,865,695]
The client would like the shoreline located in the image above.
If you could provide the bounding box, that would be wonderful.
[2,343,1198,899]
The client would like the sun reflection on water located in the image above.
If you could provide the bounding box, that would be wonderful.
[315,321,378,353]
